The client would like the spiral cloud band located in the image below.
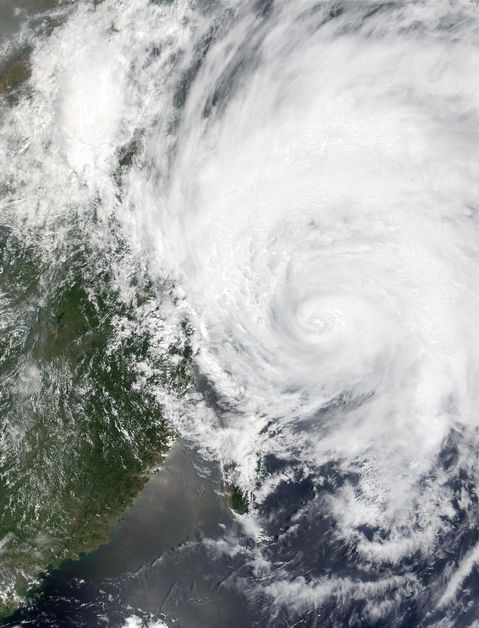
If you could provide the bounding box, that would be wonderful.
[2,0,479,625]
[140,1,479,622]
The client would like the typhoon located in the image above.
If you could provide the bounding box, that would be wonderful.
[1,0,479,626]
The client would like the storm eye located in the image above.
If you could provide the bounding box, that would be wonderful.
[1,0,478,626]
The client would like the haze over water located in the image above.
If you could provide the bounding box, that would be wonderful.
[1,1,479,627]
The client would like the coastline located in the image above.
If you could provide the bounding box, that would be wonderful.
[2,441,256,627]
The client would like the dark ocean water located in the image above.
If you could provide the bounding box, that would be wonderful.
[2,443,260,628]
[2,1,479,627]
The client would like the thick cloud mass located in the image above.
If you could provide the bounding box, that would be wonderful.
[2,0,479,625]
[141,1,479,622]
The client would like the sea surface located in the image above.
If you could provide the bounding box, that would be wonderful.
[1,1,479,627]
[4,443,257,627]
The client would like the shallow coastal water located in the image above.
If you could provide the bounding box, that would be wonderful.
[2,443,258,627]
[2,1,479,626]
